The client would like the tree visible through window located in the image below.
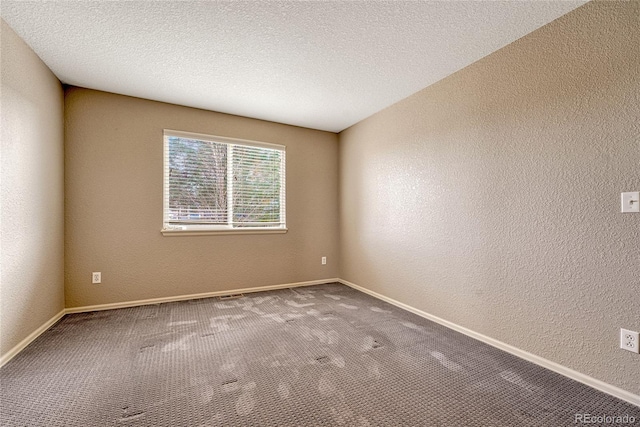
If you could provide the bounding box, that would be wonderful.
[163,130,286,232]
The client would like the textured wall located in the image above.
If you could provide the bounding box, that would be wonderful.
[0,20,65,356]
[339,1,639,395]
[64,88,339,308]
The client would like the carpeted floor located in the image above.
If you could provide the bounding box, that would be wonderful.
[1,283,638,426]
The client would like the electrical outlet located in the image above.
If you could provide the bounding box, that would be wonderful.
[321,257,327,265]
[620,328,639,353]
[92,272,101,284]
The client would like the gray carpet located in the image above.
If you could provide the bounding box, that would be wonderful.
[1,283,638,426]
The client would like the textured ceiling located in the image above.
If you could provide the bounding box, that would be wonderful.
[1,1,586,132]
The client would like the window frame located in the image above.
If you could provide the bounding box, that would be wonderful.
[161,129,287,236]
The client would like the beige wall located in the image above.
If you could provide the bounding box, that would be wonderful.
[64,88,338,308]
[0,20,65,357]
[339,1,640,395]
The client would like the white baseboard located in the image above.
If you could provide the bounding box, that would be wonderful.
[65,278,340,314]
[0,309,65,368]
[339,278,640,407]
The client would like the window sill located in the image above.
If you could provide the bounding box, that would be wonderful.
[161,228,288,236]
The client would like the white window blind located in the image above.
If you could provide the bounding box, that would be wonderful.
[163,130,286,233]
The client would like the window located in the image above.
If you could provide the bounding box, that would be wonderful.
[162,130,286,235]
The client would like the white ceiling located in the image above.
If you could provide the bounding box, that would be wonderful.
[1,1,586,132]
